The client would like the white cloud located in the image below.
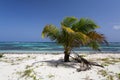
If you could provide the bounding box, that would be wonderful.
[113,25,120,30]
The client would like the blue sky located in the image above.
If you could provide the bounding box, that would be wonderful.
[0,0,120,42]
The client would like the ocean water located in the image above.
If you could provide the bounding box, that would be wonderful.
[0,42,120,53]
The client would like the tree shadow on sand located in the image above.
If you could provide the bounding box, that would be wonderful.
[32,54,104,72]
[32,58,78,68]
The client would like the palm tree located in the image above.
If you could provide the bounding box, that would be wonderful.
[42,17,107,62]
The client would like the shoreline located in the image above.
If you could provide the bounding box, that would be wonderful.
[0,51,120,54]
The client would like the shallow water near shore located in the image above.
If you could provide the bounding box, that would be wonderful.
[0,42,120,53]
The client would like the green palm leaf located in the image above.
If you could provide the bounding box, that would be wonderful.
[61,16,78,28]
[72,18,99,33]
[42,25,60,41]
[88,41,100,50]
[87,31,105,43]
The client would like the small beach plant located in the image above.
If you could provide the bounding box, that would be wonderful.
[42,16,107,62]
[0,54,4,58]
[98,69,108,77]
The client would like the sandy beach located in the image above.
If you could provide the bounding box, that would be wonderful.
[0,52,120,80]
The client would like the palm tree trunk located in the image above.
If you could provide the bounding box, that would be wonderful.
[64,50,70,62]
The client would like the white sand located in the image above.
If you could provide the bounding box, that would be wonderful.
[0,53,120,80]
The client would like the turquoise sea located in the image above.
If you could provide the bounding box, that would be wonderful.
[0,42,120,53]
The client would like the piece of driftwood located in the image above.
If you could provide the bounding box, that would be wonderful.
[70,54,104,72]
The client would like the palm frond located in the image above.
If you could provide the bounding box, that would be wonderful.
[88,41,100,50]
[42,25,60,41]
[87,31,105,43]
[62,25,74,34]
[60,26,75,48]
[87,31,108,50]
[74,32,90,45]
[61,16,78,28]
[72,18,99,33]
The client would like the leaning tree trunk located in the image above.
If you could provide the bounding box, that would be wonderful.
[64,50,70,62]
